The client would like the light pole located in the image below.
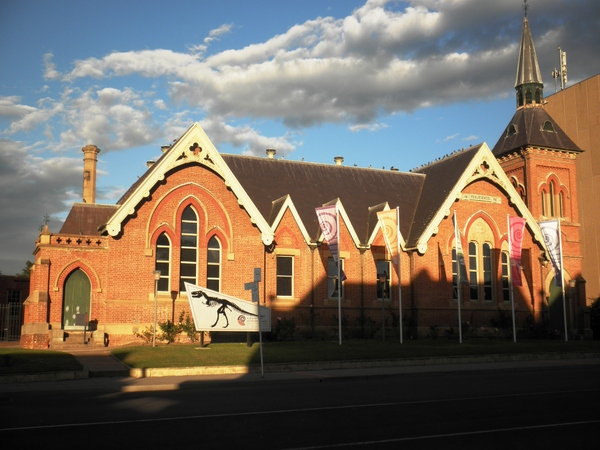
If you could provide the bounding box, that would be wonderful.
[153,269,161,348]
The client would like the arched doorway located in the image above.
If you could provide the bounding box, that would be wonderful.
[62,269,91,329]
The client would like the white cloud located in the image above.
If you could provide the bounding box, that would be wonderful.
[0,139,82,273]
[43,53,61,80]
[0,97,37,119]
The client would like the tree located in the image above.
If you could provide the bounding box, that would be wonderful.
[18,261,33,277]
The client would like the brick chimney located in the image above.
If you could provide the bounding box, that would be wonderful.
[82,145,100,203]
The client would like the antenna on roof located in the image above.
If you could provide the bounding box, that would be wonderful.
[552,47,568,92]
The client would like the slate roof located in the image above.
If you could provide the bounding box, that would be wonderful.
[407,146,481,248]
[491,106,581,158]
[59,203,118,235]
[221,154,425,244]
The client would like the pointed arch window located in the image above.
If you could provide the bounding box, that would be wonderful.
[206,236,221,292]
[452,248,459,300]
[482,243,493,301]
[525,89,532,104]
[534,88,542,104]
[468,241,496,302]
[180,205,198,291]
[541,178,566,219]
[501,251,510,302]
[155,232,171,292]
[469,242,479,301]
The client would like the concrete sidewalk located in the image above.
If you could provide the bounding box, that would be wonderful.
[1,347,599,395]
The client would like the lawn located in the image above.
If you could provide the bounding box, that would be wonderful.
[110,338,600,369]
[0,348,83,375]
[2,339,599,375]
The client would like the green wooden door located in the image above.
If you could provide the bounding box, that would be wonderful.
[63,269,91,329]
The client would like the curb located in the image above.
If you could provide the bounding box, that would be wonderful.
[2,352,599,384]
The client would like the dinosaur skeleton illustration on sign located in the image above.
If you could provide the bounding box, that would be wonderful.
[189,289,257,328]
[184,282,271,332]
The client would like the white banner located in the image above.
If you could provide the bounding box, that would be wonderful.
[185,282,271,332]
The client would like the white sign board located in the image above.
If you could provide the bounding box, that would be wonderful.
[184,282,271,332]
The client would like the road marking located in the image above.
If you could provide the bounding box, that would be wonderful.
[1,387,597,431]
[281,419,600,449]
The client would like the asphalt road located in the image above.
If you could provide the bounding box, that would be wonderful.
[2,362,599,449]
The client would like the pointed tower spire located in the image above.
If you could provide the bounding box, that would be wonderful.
[515,1,543,108]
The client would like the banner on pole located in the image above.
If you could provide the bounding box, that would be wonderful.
[377,208,400,277]
[539,220,563,287]
[316,205,339,261]
[453,212,468,284]
[185,282,271,332]
[509,216,526,286]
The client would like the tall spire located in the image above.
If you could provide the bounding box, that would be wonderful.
[515,1,543,108]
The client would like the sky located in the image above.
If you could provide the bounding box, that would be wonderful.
[1,0,599,276]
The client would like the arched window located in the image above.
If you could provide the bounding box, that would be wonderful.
[466,218,497,303]
[206,236,221,292]
[541,178,566,219]
[506,124,518,137]
[469,242,479,301]
[501,251,510,302]
[558,191,564,218]
[534,88,542,104]
[549,181,556,217]
[541,188,548,217]
[155,232,171,292]
[525,89,532,104]
[482,243,493,301]
[180,205,198,291]
[542,120,555,132]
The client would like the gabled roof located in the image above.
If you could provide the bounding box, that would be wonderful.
[64,122,547,257]
[59,203,118,235]
[408,146,482,250]
[407,142,547,254]
[491,106,581,158]
[221,154,425,246]
[102,123,274,244]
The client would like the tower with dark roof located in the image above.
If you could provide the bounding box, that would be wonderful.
[492,3,585,331]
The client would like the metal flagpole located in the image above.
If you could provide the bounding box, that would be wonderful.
[337,205,342,346]
[337,260,342,345]
[508,215,517,343]
[558,220,568,342]
[397,207,403,344]
[454,211,463,344]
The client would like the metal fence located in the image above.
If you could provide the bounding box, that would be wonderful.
[0,304,23,341]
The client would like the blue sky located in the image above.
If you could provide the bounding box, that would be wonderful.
[1,0,599,275]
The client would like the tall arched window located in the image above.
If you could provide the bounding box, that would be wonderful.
[501,251,510,302]
[206,236,221,291]
[180,205,198,291]
[467,218,497,303]
[469,242,479,301]
[482,243,493,301]
[549,181,556,217]
[155,232,171,292]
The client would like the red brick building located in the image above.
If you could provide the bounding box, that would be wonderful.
[21,13,586,348]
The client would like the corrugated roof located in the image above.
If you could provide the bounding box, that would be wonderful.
[59,203,118,235]
[221,155,425,244]
[492,106,581,158]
